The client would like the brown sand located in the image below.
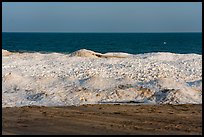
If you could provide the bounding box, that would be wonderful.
[2,104,202,135]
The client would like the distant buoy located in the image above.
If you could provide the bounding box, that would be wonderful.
[163,42,167,44]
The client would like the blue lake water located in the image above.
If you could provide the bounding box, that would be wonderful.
[2,32,202,54]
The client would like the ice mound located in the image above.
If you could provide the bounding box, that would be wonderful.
[70,49,130,58]
[80,75,118,90]
[137,78,202,104]
[2,49,202,107]
[2,49,12,56]
[70,49,101,58]
[146,52,200,61]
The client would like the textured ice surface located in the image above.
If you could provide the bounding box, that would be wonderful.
[2,49,202,107]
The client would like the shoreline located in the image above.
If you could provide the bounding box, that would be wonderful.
[2,49,202,56]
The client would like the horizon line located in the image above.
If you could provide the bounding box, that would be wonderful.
[2,31,202,33]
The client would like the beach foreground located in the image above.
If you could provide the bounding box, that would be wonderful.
[2,104,202,135]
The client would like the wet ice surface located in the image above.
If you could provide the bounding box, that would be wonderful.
[2,49,202,107]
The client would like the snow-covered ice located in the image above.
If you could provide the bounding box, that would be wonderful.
[2,49,202,107]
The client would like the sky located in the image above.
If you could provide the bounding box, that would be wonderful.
[2,2,202,32]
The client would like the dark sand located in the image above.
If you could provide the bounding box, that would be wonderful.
[2,104,202,135]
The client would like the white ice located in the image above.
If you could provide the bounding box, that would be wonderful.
[2,49,202,107]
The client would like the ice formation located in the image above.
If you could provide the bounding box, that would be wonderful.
[2,49,202,107]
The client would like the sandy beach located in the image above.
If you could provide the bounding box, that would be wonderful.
[2,104,202,135]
